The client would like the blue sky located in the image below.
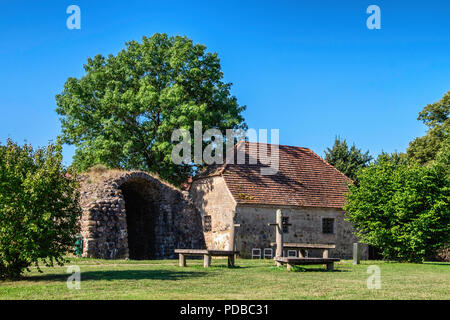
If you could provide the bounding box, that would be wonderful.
[1,0,450,165]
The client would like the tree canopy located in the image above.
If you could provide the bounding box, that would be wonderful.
[345,153,449,263]
[343,92,450,262]
[407,90,450,164]
[0,140,81,279]
[56,33,246,185]
[324,137,372,181]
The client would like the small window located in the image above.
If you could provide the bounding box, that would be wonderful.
[282,216,290,233]
[203,215,212,232]
[322,218,334,234]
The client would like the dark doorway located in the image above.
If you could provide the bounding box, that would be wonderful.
[120,179,159,260]
[368,245,383,260]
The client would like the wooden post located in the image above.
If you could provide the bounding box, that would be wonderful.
[203,254,211,268]
[326,262,334,271]
[227,254,235,267]
[268,209,284,266]
[275,209,283,261]
[229,211,241,259]
[229,223,235,251]
[179,253,186,267]
[353,243,360,265]
[322,249,329,258]
[229,223,241,251]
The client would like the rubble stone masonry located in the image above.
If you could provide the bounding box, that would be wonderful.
[78,170,205,259]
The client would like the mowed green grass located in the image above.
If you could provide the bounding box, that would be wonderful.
[0,258,448,300]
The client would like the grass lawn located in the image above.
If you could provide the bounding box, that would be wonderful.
[0,258,448,300]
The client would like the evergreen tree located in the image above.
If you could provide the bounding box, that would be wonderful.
[324,137,373,181]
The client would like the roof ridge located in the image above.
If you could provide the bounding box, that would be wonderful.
[220,140,246,175]
[302,147,352,182]
[192,141,351,209]
[246,141,312,151]
[193,140,245,180]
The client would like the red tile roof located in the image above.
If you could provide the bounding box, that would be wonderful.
[195,142,351,209]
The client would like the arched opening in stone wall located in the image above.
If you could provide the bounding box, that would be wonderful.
[120,178,160,260]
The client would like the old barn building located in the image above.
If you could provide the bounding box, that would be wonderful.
[190,142,368,259]
[79,143,367,260]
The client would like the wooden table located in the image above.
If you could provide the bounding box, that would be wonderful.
[275,257,340,271]
[270,242,336,258]
[174,249,240,268]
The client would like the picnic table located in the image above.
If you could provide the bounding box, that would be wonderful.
[270,242,336,258]
[174,249,240,268]
[274,257,340,271]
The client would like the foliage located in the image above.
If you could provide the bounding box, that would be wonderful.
[345,154,450,262]
[324,137,373,181]
[56,33,246,185]
[375,151,409,166]
[433,136,450,177]
[0,139,81,279]
[407,91,450,164]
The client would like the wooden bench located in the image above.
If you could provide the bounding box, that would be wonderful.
[270,242,336,258]
[174,249,240,268]
[274,257,340,271]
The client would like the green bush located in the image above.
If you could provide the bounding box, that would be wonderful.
[344,154,450,263]
[0,139,81,279]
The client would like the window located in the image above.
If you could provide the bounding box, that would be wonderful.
[282,216,290,233]
[322,218,334,234]
[203,215,212,232]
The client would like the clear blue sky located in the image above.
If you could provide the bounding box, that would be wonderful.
[1,0,450,165]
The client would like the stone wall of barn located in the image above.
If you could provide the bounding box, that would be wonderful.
[234,204,368,259]
[79,170,205,260]
[189,177,368,259]
[189,176,236,250]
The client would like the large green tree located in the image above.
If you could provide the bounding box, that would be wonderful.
[56,33,246,185]
[324,137,372,181]
[0,140,81,279]
[407,90,450,164]
[345,153,450,263]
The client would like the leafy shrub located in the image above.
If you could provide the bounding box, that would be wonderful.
[345,154,450,263]
[0,139,81,279]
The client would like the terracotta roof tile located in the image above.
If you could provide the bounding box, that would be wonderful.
[196,142,351,209]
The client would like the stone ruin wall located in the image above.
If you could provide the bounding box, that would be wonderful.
[78,171,205,260]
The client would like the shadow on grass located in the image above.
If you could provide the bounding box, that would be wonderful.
[423,262,450,266]
[187,264,250,271]
[269,266,348,273]
[22,269,207,282]
[292,268,348,273]
[210,265,249,269]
